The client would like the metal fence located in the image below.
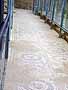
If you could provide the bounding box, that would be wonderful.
[33,0,68,34]
[0,0,13,89]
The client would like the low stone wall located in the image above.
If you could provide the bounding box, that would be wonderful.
[14,0,33,10]
[4,0,7,13]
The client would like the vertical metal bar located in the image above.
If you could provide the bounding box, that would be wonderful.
[52,0,56,21]
[0,0,4,90]
[5,26,9,59]
[44,0,46,15]
[58,0,66,38]
[46,0,49,16]
[40,0,42,13]
[35,0,39,14]
[5,0,10,59]
[37,0,39,12]
[0,39,2,58]
[11,0,13,27]
[61,0,66,27]
[5,0,9,59]
[7,0,10,24]
[0,0,4,58]
[40,0,42,15]
[0,0,4,25]
[10,0,12,28]
[11,0,13,29]
[32,0,34,12]
[5,0,13,59]
[8,0,11,28]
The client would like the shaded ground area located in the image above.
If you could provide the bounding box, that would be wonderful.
[4,9,68,90]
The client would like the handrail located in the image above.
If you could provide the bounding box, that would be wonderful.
[0,14,10,90]
[0,14,9,40]
[33,0,68,37]
[0,0,13,89]
[0,13,10,60]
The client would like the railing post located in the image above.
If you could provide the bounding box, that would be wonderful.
[52,0,55,21]
[8,0,13,29]
[10,0,13,29]
[61,0,66,27]
[5,0,13,59]
[5,0,10,59]
[59,0,66,38]
[5,26,9,59]
[0,39,2,59]
[0,0,4,25]
[32,0,34,12]
[50,0,56,29]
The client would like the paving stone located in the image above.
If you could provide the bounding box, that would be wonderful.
[28,80,57,90]
[4,9,68,90]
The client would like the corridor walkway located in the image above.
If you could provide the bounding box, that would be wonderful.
[4,9,68,90]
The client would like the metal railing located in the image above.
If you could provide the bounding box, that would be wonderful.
[33,0,68,37]
[0,0,13,89]
[0,14,10,90]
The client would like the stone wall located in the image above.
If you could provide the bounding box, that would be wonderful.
[14,0,33,10]
[4,0,7,13]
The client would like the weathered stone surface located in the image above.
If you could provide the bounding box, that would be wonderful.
[14,0,33,10]
[4,9,68,90]
[4,0,7,12]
